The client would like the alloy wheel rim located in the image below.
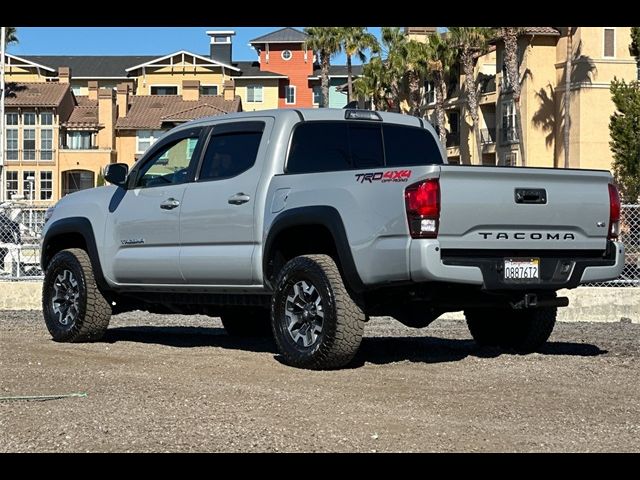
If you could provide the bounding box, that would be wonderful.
[284,280,324,348]
[52,269,81,326]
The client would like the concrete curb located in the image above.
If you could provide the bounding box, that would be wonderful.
[1,281,638,323]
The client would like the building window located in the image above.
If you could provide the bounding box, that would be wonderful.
[200,85,219,96]
[6,171,18,200]
[23,171,36,200]
[246,85,263,103]
[502,152,518,166]
[150,86,178,95]
[136,130,166,154]
[62,170,95,196]
[6,129,18,160]
[41,129,53,160]
[501,101,518,143]
[23,112,36,126]
[285,85,296,105]
[6,113,18,125]
[40,112,53,126]
[66,131,93,150]
[425,81,435,104]
[313,85,322,106]
[40,171,53,200]
[447,111,460,147]
[604,28,615,58]
[281,50,292,61]
[23,129,36,160]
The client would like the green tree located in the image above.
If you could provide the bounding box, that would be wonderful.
[425,32,457,145]
[449,27,495,163]
[354,56,386,110]
[340,27,379,103]
[609,78,640,202]
[3,27,18,46]
[405,40,430,117]
[305,27,343,108]
[497,27,526,165]
[379,27,410,111]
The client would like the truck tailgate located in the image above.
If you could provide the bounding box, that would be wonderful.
[437,166,612,251]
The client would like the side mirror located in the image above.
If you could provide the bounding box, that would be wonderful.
[104,163,129,187]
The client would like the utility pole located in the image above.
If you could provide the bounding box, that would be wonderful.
[1,27,6,201]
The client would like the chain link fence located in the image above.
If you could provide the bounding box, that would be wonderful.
[0,204,638,286]
[586,204,640,287]
[0,204,48,280]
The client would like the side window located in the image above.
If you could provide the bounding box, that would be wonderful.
[199,122,265,181]
[382,124,443,166]
[287,123,350,174]
[136,136,200,188]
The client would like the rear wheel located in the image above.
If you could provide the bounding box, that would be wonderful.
[220,307,272,337]
[271,254,365,370]
[465,307,557,352]
[42,248,111,342]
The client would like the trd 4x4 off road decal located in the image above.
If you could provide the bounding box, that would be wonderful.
[355,170,412,183]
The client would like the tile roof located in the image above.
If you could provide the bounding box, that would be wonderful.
[22,55,159,78]
[63,97,99,128]
[115,95,241,130]
[522,27,561,36]
[4,82,70,107]
[250,27,308,44]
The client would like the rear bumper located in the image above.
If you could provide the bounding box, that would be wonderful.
[409,240,624,289]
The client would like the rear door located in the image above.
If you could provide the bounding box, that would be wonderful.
[178,119,273,285]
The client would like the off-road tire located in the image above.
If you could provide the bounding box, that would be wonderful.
[271,254,365,370]
[42,248,111,342]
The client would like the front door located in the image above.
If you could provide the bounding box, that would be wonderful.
[106,127,204,285]
[179,119,272,285]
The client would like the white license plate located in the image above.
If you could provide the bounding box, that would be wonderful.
[504,258,540,282]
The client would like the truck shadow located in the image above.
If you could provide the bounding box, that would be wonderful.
[103,326,607,365]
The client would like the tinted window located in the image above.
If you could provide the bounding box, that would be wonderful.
[136,136,199,188]
[287,123,351,174]
[349,124,384,168]
[199,130,263,180]
[382,124,443,167]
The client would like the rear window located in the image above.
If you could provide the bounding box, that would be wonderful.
[286,121,442,174]
[382,124,443,167]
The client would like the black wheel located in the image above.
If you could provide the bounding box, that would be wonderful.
[220,307,272,337]
[465,307,557,353]
[42,248,111,342]
[271,254,365,370]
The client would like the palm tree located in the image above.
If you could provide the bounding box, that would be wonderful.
[355,56,386,109]
[380,27,410,111]
[563,27,575,168]
[3,27,18,46]
[497,27,526,165]
[405,40,430,116]
[424,32,457,145]
[305,27,343,108]
[340,27,379,103]
[449,27,494,164]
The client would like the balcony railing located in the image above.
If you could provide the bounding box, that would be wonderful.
[446,132,460,147]
[481,128,497,145]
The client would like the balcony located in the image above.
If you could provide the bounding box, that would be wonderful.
[480,128,497,145]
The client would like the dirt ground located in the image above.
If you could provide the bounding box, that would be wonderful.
[1,310,638,452]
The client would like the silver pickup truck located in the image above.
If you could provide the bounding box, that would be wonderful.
[40,109,624,369]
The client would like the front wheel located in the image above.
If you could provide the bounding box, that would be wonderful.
[271,254,365,370]
[465,307,557,353]
[42,248,111,342]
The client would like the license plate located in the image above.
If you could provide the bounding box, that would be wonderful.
[503,258,540,282]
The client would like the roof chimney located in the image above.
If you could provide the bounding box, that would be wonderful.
[223,80,235,101]
[116,83,130,118]
[182,80,200,101]
[88,81,98,100]
[59,66,71,83]
[206,30,235,66]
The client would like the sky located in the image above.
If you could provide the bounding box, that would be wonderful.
[8,27,384,65]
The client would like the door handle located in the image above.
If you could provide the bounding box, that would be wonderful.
[160,198,181,210]
[228,193,251,205]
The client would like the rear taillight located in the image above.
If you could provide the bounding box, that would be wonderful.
[405,178,440,238]
[608,183,621,239]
